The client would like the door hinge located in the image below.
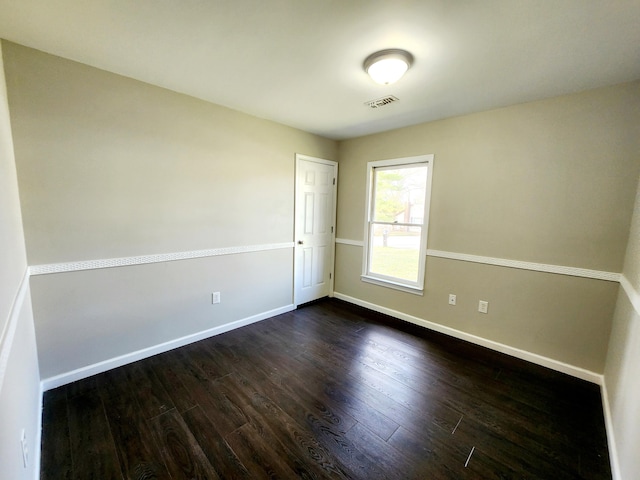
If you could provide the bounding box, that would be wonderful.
[333,178,336,185]
[329,272,332,279]
[331,226,334,233]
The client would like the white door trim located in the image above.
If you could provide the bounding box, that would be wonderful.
[294,154,338,306]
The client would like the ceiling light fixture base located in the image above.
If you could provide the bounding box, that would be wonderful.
[364,49,413,85]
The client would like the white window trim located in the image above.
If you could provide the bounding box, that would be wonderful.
[361,154,435,294]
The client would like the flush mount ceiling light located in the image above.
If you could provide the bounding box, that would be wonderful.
[364,49,413,85]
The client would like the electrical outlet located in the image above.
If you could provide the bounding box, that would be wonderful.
[211,292,221,304]
[448,294,457,306]
[478,300,489,314]
[20,429,28,468]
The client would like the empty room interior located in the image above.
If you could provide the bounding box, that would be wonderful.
[1,1,639,479]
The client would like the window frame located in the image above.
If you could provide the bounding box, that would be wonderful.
[361,155,435,294]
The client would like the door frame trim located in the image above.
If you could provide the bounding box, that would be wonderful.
[293,154,338,306]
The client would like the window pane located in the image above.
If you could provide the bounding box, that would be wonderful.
[363,155,433,292]
[373,166,428,224]
[369,224,422,282]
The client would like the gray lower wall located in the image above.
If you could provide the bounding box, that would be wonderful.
[336,248,619,373]
[32,248,294,380]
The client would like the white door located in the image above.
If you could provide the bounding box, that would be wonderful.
[294,155,337,306]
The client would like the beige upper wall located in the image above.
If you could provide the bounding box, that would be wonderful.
[0,43,27,335]
[338,82,640,272]
[3,41,337,265]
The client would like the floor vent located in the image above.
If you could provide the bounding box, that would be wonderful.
[365,95,399,109]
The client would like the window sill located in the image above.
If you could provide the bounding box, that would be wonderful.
[360,275,424,295]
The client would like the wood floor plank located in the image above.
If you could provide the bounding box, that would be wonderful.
[180,340,235,381]
[144,351,198,413]
[65,375,99,399]
[225,363,387,480]
[98,367,172,480]
[345,422,436,480]
[229,338,402,447]
[448,415,581,480]
[242,344,401,441]
[148,409,220,480]
[301,347,461,440]
[387,425,475,480]
[225,423,302,480]
[155,348,250,436]
[218,372,352,479]
[304,418,390,480]
[227,341,358,433]
[67,393,123,480]
[124,360,175,419]
[181,405,254,480]
[299,321,545,443]
[102,389,172,480]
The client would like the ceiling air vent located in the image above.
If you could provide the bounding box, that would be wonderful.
[365,95,399,109]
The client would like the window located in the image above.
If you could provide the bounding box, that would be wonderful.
[362,155,434,293]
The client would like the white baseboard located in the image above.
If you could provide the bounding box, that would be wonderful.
[333,292,602,384]
[33,382,43,480]
[600,381,622,480]
[40,304,295,391]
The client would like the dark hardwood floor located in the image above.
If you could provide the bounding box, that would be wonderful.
[40,298,612,479]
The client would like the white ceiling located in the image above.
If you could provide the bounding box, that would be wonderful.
[1,0,639,140]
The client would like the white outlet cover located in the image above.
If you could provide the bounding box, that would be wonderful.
[20,429,28,468]
[478,300,489,314]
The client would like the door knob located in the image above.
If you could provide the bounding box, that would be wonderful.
[297,240,304,245]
